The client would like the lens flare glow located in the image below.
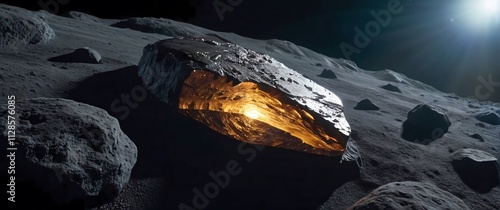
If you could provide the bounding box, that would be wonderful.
[463,0,500,29]
[479,0,499,16]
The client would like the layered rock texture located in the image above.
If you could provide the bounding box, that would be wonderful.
[347,181,471,210]
[0,98,137,206]
[0,4,55,47]
[138,37,352,156]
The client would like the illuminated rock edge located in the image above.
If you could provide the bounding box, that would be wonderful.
[138,37,351,156]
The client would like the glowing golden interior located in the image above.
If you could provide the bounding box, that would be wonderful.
[178,70,344,156]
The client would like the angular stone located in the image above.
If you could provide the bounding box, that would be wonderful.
[402,104,451,144]
[475,111,500,125]
[0,98,137,207]
[450,148,499,192]
[48,47,102,64]
[354,99,380,111]
[381,83,402,93]
[469,133,485,142]
[318,69,338,79]
[348,181,471,210]
[138,37,351,156]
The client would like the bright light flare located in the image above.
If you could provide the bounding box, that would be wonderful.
[479,0,499,16]
[461,0,500,30]
[474,0,500,20]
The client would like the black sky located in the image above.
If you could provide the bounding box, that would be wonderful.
[2,0,499,102]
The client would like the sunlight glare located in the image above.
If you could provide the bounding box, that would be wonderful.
[467,0,500,28]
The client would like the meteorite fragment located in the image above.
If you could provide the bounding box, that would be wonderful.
[138,37,351,156]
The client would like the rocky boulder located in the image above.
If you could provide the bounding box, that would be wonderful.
[62,11,102,24]
[348,181,470,210]
[0,4,55,47]
[354,99,380,111]
[48,47,102,64]
[318,69,338,79]
[0,98,137,207]
[401,104,451,144]
[475,111,500,125]
[137,36,351,156]
[469,133,485,142]
[380,83,402,93]
[111,17,208,37]
[450,148,499,192]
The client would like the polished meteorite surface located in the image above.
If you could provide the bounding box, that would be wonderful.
[138,37,351,156]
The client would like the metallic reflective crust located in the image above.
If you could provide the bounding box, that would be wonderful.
[138,37,351,156]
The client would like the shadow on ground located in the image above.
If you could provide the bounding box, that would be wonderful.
[20,65,359,210]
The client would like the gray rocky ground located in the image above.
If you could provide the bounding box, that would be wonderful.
[0,4,499,210]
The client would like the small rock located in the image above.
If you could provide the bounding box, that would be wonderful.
[402,104,451,144]
[354,99,380,111]
[73,47,102,63]
[48,47,102,64]
[445,94,460,99]
[450,148,499,192]
[348,181,470,210]
[475,111,500,125]
[29,71,37,76]
[469,133,485,142]
[314,63,322,66]
[380,83,402,93]
[468,103,481,109]
[476,122,486,128]
[318,69,337,79]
